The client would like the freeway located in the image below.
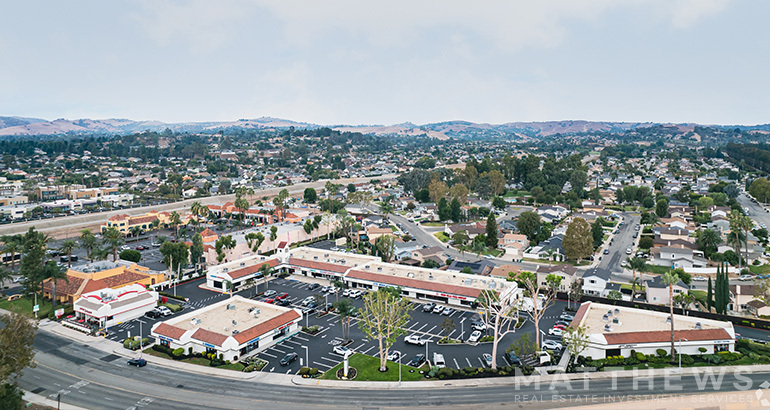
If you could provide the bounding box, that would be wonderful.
[20,330,770,409]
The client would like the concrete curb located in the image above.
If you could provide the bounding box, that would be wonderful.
[22,390,89,410]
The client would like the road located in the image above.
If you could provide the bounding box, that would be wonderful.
[598,213,639,274]
[738,192,770,229]
[20,329,770,409]
[0,174,397,239]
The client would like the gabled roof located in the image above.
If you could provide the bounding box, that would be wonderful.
[536,264,578,276]
[581,267,612,281]
[154,323,187,340]
[603,328,730,345]
[646,275,688,289]
[192,328,229,347]
[233,309,301,344]
[227,259,279,280]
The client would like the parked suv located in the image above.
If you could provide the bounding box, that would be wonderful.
[406,353,426,367]
[156,306,173,316]
[470,320,487,332]
[422,302,436,312]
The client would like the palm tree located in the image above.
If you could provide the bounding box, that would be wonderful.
[628,257,647,289]
[0,267,12,287]
[234,194,250,227]
[726,230,744,268]
[59,239,77,268]
[661,270,681,362]
[334,298,356,342]
[739,214,754,269]
[129,225,143,239]
[102,227,124,262]
[543,248,556,266]
[43,261,69,310]
[169,211,182,241]
[1,234,22,273]
[79,229,97,262]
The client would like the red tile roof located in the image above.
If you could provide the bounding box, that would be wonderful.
[200,228,217,238]
[192,328,229,347]
[42,276,84,296]
[234,309,301,345]
[227,259,279,280]
[154,323,187,340]
[346,269,484,299]
[571,302,591,327]
[128,215,159,225]
[289,258,349,274]
[603,328,731,345]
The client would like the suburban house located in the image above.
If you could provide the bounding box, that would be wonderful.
[499,233,528,262]
[729,284,761,312]
[650,246,708,269]
[580,267,612,296]
[644,275,689,305]
[746,300,770,317]
[443,222,486,239]
[410,246,446,267]
[446,260,496,276]
[536,264,579,293]
[523,234,565,262]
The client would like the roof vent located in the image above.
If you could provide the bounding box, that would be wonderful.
[607,310,613,316]
[313,256,318,260]
[429,274,434,280]
[612,317,619,324]
[364,265,370,270]
[227,304,236,310]
[666,317,671,324]
[695,322,702,329]
[240,262,246,267]
[223,268,229,273]
[377,267,382,271]
[614,308,619,315]
[604,324,612,332]
[602,314,609,321]
[324,253,329,257]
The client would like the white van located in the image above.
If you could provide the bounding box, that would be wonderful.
[433,353,446,368]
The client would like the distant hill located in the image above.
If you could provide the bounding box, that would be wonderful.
[0,115,767,138]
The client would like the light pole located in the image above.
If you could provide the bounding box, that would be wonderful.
[398,352,402,387]
[425,340,429,360]
[678,337,688,370]
[139,320,143,358]
[460,318,465,341]
[302,345,308,368]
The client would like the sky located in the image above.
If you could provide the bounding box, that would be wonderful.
[1,0,768,126]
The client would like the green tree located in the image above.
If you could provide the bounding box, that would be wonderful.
[696,229,722,259]
[1,235,22,275]
[514,271,561,347]
[450,198,462,222]
[333,298,356,341]
[440,317,456,339]
[357,288,411,371]
[661,270,681,362]
[485,213,498,248]
[234,194,250,227]
[58,239,77,268]
[563,217,593,261]
[169,211,182,240]
[78,230,97,262]
[270,226,278,242]
[563,325,590,365]
[119,249,141,263]
[476,285,522,369]
[190,233,204,272]
[437,197,450,221]
[607,290,622,300]
[655,197,669,218]
[303,187,317,204]
[102,226,124,262]
[42,261,68,310]
[517,211,541,241]
[452,230,469,247]
[492,196,506,211]
[707,276,713,312]
[0,310,37,406]
[375,235,396,262]
[160,241,190,280]
[215,235,236,264]
[628,257,647,292]
[591,218,604,248]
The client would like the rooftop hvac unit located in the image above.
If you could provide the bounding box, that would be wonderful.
[612,317,619,324]
[614,308,620,315]
[602,314,609,321]
[377,267,382,272]
[604,324,612,332]
[241,262,246,267]
[607,310,613,316]
[232,320,237,326]
[227,304,236,310]
[695,322,702,329]
[232,330,239,335]
[313,256,318,260]
[364,265,370,270]
[666,317,671,323]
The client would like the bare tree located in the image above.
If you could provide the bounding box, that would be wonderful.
[564,325,589,365]
[514,271,562,348]
[357,288,411,371]
[476,284,522,369]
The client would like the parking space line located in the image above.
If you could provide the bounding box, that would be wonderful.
[416,323,428,332]
[294,335,309,342]
[465,358,472,367]
[353,343,366,351]
[453,358,460,368]
[270,347,287,354]
[362,346,375,355]
[407,322,419,330]
[318,356,339,365]
[426,325,437,334]
[312,362,332,370]
[285,340,303,346]
[447,329,456,338]
[260,352,277,358]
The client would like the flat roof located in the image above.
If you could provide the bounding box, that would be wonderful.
[289,248,379,270]
[575,302,734,343]
[349,261,514,298]
[165,296,295,338]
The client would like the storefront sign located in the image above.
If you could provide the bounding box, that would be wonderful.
[159,335,173,342]
[203,342,215,348]
[55,308,64,318]
[248,336,261,345]
[439,293,467,300]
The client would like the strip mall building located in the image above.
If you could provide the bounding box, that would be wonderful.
[206,247,519,307]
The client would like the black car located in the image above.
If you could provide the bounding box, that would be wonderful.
[275,299,291,307]
[504,352,521,366]
[145,310,161,319]
[308,283,320,290]
[127,358,147,367]
[406,353,426,367]
[280,352,298,366]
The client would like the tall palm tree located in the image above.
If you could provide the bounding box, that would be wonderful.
[43,261,69,310]
[59,239,77,268]
[1,234,22,273]
[726,230,744,267]
[728,211,745,268]
[0,267,12,287]
[739,214,754,268]
[102,227,124,262]
[169,211,182,241]
[628,257,647,289]
[661,271,680,363]
[79,229,97,262]
[129,225,143,239]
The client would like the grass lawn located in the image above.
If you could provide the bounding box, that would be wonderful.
[320,353,425,381]
[617,283,644,292]
[142,348,245,371]
[750,264,770,275]
[421,222,445,227]
[0,295,55,319]
[642,265,670,274]
[434,232,450,243]
[690,290,708,307]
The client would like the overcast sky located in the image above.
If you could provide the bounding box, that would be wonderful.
[1,1,768,126]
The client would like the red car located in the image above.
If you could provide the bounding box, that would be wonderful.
[276,292,289,300]
[553,324,567,330]
[135,246,144,250]
[264,298,275,304]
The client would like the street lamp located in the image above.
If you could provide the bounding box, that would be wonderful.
[302,345,308,368]
[425,339,429,360]
[678,337,688,370]
[139,320,143,359]
[398,352,402,387]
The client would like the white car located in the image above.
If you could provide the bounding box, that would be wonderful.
[739,275,754,281]
[156,306,173,316]
[333,345,352,356]
[693,276,708,282]
[433,353,446,368]
[387,350,401,361]
[548,327,564,336]
[404,335,427,346]
[120,245,130,251]
[468,330,482,343]
[263,290,277,297]
[541,340,563,351]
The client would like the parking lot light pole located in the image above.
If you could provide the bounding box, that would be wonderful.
[398,353,402,387]
[139,321,143,359]
[302,345,308,369]
[678,338,688,370]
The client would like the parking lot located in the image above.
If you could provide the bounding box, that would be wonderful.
[103,274,568,375]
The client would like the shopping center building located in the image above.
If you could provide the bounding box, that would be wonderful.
[151,296,302,361]
[571,301,736,359]
[70,283,158,329]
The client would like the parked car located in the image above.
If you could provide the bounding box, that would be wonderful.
[156,306,173,316]
[552,324,566,330]
[739,275,754,281]
[280,352,298,366]
[422,302,436,312]
[387,350,401,361]
[433,353,446,368]
[144,310,161,319]
[504,351,521,366]
[406,353,426,367]
[549,327,563,336]
[151,242,160,247]
[555,320,571,327]
[482,353,493,368]
[263,290,277,297]
[693,276,708,282]
[264,298,275,304]
[308,283,320,290]
[470,320,487,332]
[468,330,482,343]
[127,358,147,367]
[559,313,574,321]
[404,335,427,346]
[542,340,563,351]
[333,345,352,356]
[432,305,444,314]
[603,249,609,255]
[120,245,130,251]
[276,299,291,307]
[441,307,456,316]
[301,296,315,306]
[276,292,289,300]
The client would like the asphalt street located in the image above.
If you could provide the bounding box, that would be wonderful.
[20,329,770,410]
